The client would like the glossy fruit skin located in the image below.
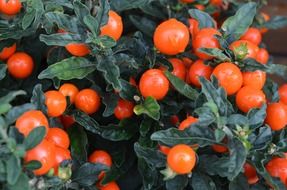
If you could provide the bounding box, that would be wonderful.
[279,84,287,105]
[75,89,101,115]
[178,116,198,130]
[256,48,269,64]
[212,144,228,153]
[189,60,213,87]
[89,150,112,179]
[0,43,16,60]
[114,99,134,120]
[46,128,70,149]
[230,40,259,60]
[53,147,71,175]
[212,62,243,95]
[7,52,34,79]
[100,11,123,41]
[99,181,120,190]
[194,4,205,11]
[153,18,190,55]
[0,0,22,15]
[266,157,287,186]
[236,86,266,113]
[24,139,56,176]
[242,70,266,90]
[45,91,67,117]
[159,145,171,155]
[167,144,196,174]
[265,102,287,131]
[240,28,262,46]
[65,43,90,57]
[169,58,186,80]
[180,0,194,3]
[139,69,169,100]
[189,19,200,39]
[16,110,49,137]
[210,0,222,6]
[193,28,221,60]
[60,115,75,129]
[244,163,259,185]
[170,115,180,125]
[59,83,79,104]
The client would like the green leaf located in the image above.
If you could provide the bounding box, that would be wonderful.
[73,1,90,24]
[96,55,122,91]
[72,163,108,186]
[24,160,42,170]
[39,33,82,46]
[119,79,139,101]
[263,78,279,103]
[166,175,188,190]
[151,125,216,147]
[0,90,26,105]
[101,119,138,141]
[164,71,199,101]
[71,110,101,134]
[5,173,30,190]
[267,63,287,81]
[0,104,12,115]
[22,9,36,30]
[102,93,118,117]
[111,0,151,11]
[83,15,99,36]
[24,126,46,150]
[229,174,249,190]
[94,35,117,49]
[191,171,216,190]
[38,57,96,81]
[262,16,287,30]
[247,104,266,129]
[249,126,272,151]
[134,143,166,168]
[134,97,160,120]
[188,9,216,29]
[6,155,21,185]
[5,103,36,125]
[129,15,157,37]
[221,2,257,42]
[0,64,7,80]
[44,12,78,33]
[138,158,159,190]
[241,58,268,72]
[199,76,234,116]
[67,125,88,162]
[30,84,47,114]
[94,0,110,34]
[199,48,231,62]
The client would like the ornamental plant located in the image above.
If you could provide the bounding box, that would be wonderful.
[1,0,287,190]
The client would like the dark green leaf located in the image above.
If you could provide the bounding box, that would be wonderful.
[39,33,82,46]
[262,16,287,30]
[229,174,249,190]
[166,175,188,190]
[199,48,231,61]
[138,158,159,190]
[96,55,122,91]
[6,155,21,185]
[94,0,110,34]
[191,171,216,190]
[71,110,101,134]
[44,12,78,33]
[134,143,166,168]
[165,71,199,101]
[102,93,118,117]
[111,0,151,11]
[134,97,160,120]
[5,173,30,190]
[38,57,95,80]
[30,84,47,114]
[188,9,216,29]
[67,125,88,161]
[221,2,257,42]
[267,63,287,81]
[24,160,42,170]
[5,103,36,125]
[24,126,46,150]
[151,125,216,147]
[0,64,7,80]
[73,1,90,24]
[22,9,36,30]
[250,126,272,151]
[263,78,279,103]
[0,90,26,105]
[247,104,267,129]
[119,79,139,101]
[72,163,108,186]
[129,15,157,37]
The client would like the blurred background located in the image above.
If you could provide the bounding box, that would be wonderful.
[263,0,287,84]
